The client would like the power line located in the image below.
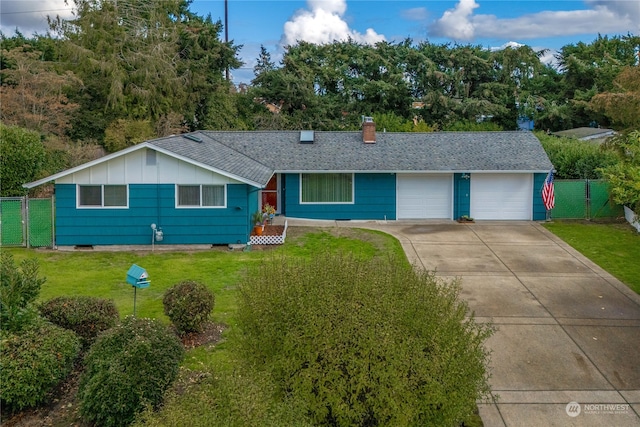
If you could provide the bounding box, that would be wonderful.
[0,9,73,16]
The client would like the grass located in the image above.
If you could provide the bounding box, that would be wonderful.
[6,227,403,325]
[5,227,405,374]
[543,220,640,294]
[8,226,486,426]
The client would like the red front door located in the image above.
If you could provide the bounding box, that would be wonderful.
[261,175,278,212]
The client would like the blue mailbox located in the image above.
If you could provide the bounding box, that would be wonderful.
[126,264,150,289]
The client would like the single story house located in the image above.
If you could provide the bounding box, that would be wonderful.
[551,127,616,143]
[24,122,554,247]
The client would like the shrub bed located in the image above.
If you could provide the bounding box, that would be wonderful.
[237,253,493,426]
[39,296,119,346]
[1,251,46,333]
[0,320,81,412]
[78,316,184,427]
[163,280,214,335]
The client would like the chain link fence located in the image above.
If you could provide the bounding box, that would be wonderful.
[0,197,53,247]
[1,198,26,246]
[552,180,624,220]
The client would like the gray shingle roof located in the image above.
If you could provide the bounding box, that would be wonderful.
[23,129,553,189]
[197,130,553,184]
[149,133,274,186]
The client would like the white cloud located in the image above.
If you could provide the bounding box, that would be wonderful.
[0,0,73,37]
[430,0,639,41]
[490,41,525,51]
[282,0,384,46]
[400,7,428,22]
[585,0,640,24]
[308,0,346,16]
[430,0,479,40]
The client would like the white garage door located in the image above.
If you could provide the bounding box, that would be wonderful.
[470,174,533,220]
[397,174,452,219]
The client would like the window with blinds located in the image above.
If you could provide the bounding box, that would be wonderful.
[301,173,353,203]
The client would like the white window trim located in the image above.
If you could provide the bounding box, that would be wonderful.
[299,173,355,205]
[77,184,129,209]
[175,184,227,208]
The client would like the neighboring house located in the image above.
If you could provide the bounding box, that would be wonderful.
[24,122,554,247]
[552,127,616,143]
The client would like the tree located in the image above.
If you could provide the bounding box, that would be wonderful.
[551,34,640,129]
[600,131,640,213]
[103,119,156,152]
[49,0,242,139]
[0,38,80,136]
[590,66,640,129]
[252,45,276,83]
[0,124,46,196]
[175,14,243,130]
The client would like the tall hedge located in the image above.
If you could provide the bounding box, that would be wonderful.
[537,131,618,179]
[237,253,493,426]
[78,316,184,427]
[0,123,46,197]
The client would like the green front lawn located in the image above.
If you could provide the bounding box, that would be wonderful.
[3,227,491,426]
[543,220,640,294]
[7,227,404,325]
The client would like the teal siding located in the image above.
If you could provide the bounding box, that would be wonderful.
[283,173,396,220]
[453,173,471,219]
[247,185,260,224]
[55,183,256,246]
[532,172,548,220]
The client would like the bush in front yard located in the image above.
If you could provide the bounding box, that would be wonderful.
[237,253,493,426]
[78,316,184,427]
[163,280,214,335]
[0,320,81,412]
[39,296,119,346]
[1,251,46,333]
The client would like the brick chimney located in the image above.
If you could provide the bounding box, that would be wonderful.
[362,116,376,143]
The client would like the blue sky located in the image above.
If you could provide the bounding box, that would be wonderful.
[2,1,638,83]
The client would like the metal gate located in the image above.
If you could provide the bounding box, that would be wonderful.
[0,197,54,247]
[552,180,624,220]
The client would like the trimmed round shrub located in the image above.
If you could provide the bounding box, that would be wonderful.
[78,316,184,427]
[39,296,119,346]
[163,281,214,335]
[0,320,81,412]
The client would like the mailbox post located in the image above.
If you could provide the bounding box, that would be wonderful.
[126,264,150,316]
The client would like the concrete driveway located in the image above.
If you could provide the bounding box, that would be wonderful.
[285,219,640,426]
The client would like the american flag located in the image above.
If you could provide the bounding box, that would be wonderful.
[542,170,555,211]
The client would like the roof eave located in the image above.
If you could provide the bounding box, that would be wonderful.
[275,169,552,174]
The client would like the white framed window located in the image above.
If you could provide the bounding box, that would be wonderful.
[300,173,354,204]
[176,184,226,208]
[77,185,128,208]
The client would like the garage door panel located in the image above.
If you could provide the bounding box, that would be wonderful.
[397,174,452,219]
[471,174,532,220]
